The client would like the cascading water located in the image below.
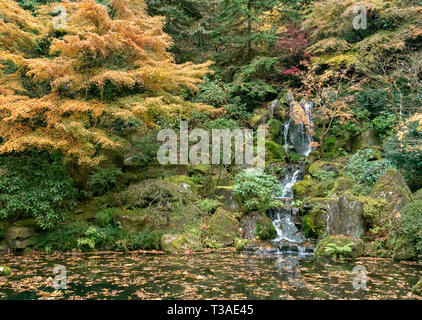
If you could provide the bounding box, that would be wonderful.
[269,99,315,255]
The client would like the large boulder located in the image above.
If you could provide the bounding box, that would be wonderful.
[204,208,240,246]
[5,226,36,250]
[370,168,412,213]
[213,186,240,212]
[114,211,155,233]
[392,239,417,260]
[160,233,203,254]
[308,161,341,177]
[413,188,422,201]
[326,195,365,239]
[352,128,381,153]
[240,212,276,240]
[316,235,364,259]
[248,108,270,129]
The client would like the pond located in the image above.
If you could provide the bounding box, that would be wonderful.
[1,250,421,300]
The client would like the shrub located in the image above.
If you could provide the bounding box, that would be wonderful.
[233,168,283,212]
[131,229,162,250]
[395,200,422,258]
[196,199,220,215]
[87,165,122,196]
[0,150,77,229]
[95,208,117,227]
[345,149,393,187]
[324,243,353,261]
[131,130,161,166]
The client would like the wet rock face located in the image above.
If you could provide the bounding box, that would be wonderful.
[326,196,365,239]
[240,213,276,240]
[370,168,412,213]
[5,226,36,250]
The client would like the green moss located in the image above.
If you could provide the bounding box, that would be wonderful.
[0,266,11,276]
[234,238,249,251]
[265,141,286,162]
[333,176,356,195]
[316,235,364,259]
[268,119,283,140]
[204,208,239,246]
[413,278,422,296]
[414,188,422,201]
[308,161,340,177]
[256,215,277,240]
[164,175,199,192]
[160,232,203,254]
[293,179,317,199]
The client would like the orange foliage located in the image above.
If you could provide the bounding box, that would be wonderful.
[0,0,215,166]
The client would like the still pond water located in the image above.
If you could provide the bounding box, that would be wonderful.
[1,250,421,300]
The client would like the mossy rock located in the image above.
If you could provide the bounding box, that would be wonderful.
[213,186,240,212]
[266,141,286,162]
[5,226,36,250]
[302,198,329,238]
[114,209,161,233]
[204,208,240,246]
[234,238,249,251]
[268,119,283,141]
[293,179,317,199]
[255,215,277,240]
[308,161,340,177]
[248,108,270,129]
[352,128,381,153]
[240,212,276,240]
[315,235,364,259]
[333,176,356,195]
[160,232,203,254]
[370,168,412,213]
[392,239,417,261]
[413,188,422,201]
[189,164,212,175]
[164,175,199,193]
[0,266,11,276]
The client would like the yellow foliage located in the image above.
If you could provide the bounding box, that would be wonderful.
[0,0,216,167]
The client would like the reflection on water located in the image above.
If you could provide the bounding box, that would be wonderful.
[0,250,421,300]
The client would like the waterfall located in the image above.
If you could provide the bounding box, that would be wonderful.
[270,100,315,253]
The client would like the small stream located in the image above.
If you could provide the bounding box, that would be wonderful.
[1,251,421,300]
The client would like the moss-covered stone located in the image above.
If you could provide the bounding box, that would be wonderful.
[333,176,356,195]
[315,235,364,259]
[293,179,317,199]
[352,128,381,153]
[164,175,199,192]
[204,208,240,246]
[5,226,36,250]
[160,233,203,254]
[0,266,11,276]
[266,141,286,161]
[301,198,329,238]
[370,168,412,213]
[248,108,270,129]
[413,188,422,201]
[213,186,241,212]
[234,238,249,251]
[392,239,417,260]
[268,119,283,141]
[255,215,277,240]
[308,161,340,177]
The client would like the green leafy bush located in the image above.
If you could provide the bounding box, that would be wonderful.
[233,168,283,212]
[395,200,422,258]
[131,229,162,250]
[87,165,122,196]
[0,151,77,229]
[345,150,393,186]
[196,199,220,215]
[131,130,161,166]
[95,208,117,227]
